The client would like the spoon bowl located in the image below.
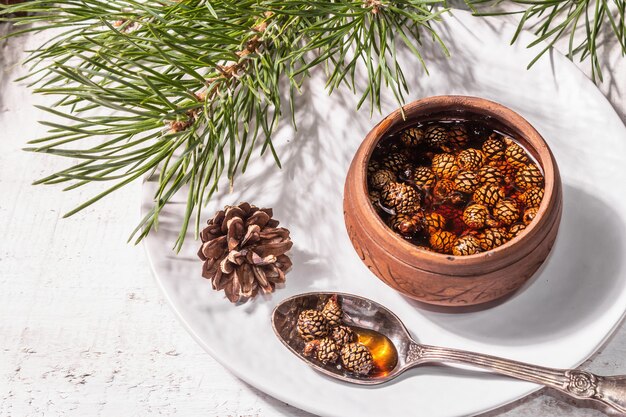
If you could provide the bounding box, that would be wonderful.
[271,292,408,384]
[272,292,626,413]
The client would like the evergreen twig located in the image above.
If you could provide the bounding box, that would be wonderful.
[0,0,450,250]
[1,1,624,249]
[471,0,626,82]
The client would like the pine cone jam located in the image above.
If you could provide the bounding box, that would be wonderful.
[344,96,561,306]
[367,119,545,255]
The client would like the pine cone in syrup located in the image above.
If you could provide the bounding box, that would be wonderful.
[368,189,381,207]
[341,343,374,375]
[424,212,446,235]
[482,134,506,160]
[508,223,527,240]
[505,142,531,168]
[477,165,504,186]
[431,153,459,179]
[369,169,395,190]
[425,125,448,149]
[321,295,342,327]
[452,235,482,256]
[429,230,457,254]
[456,148,485,171]
[412,166,436,189]
[463,204,489,229]
[198,203,293,303]
[472,184,505,208]
[368,160,380,175]
[436,205,466,235]
[381,153,410,174]
[488,159,517,184]
[332,325,356,347]
[454,171,480,193]
[433,179,456,202]
[478,227,508,251]
[297,310,329,341]
[493,199,520,226]
[442,124,470,152]
[508,193,525,212]
[523,207,539,225]
[401,127,425,148]
[380,182,420,214]
[515,164,544,190]
[519,187,544,208]
[390,212,422,236]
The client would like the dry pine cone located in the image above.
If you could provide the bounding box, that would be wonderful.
[198,203,293,303]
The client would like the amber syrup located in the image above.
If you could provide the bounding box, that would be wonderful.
[353,327,398,377]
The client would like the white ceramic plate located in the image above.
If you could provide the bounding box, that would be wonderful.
[143,10,626,417]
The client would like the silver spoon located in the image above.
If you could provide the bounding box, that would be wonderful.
[272,292,626,414]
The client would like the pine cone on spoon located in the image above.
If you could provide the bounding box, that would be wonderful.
[198,202,293,303]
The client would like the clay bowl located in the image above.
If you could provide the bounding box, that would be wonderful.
[343,96,563,307]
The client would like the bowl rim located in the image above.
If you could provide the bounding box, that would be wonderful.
[355,95,560,269]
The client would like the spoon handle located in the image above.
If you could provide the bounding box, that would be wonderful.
[408,343,626,413]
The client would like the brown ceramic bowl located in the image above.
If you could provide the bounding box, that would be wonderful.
[343,96,562,307]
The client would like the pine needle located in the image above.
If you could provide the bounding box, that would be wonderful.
[0,0,451,250]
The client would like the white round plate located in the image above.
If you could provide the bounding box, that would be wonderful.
[142,10,626,417]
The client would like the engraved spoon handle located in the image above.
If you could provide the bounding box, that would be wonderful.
[407,343,626,414]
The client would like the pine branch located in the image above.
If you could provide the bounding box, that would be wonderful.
[471,0,626,82]
[0,0,450,250]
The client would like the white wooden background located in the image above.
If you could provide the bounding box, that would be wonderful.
[1,11,626,417]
